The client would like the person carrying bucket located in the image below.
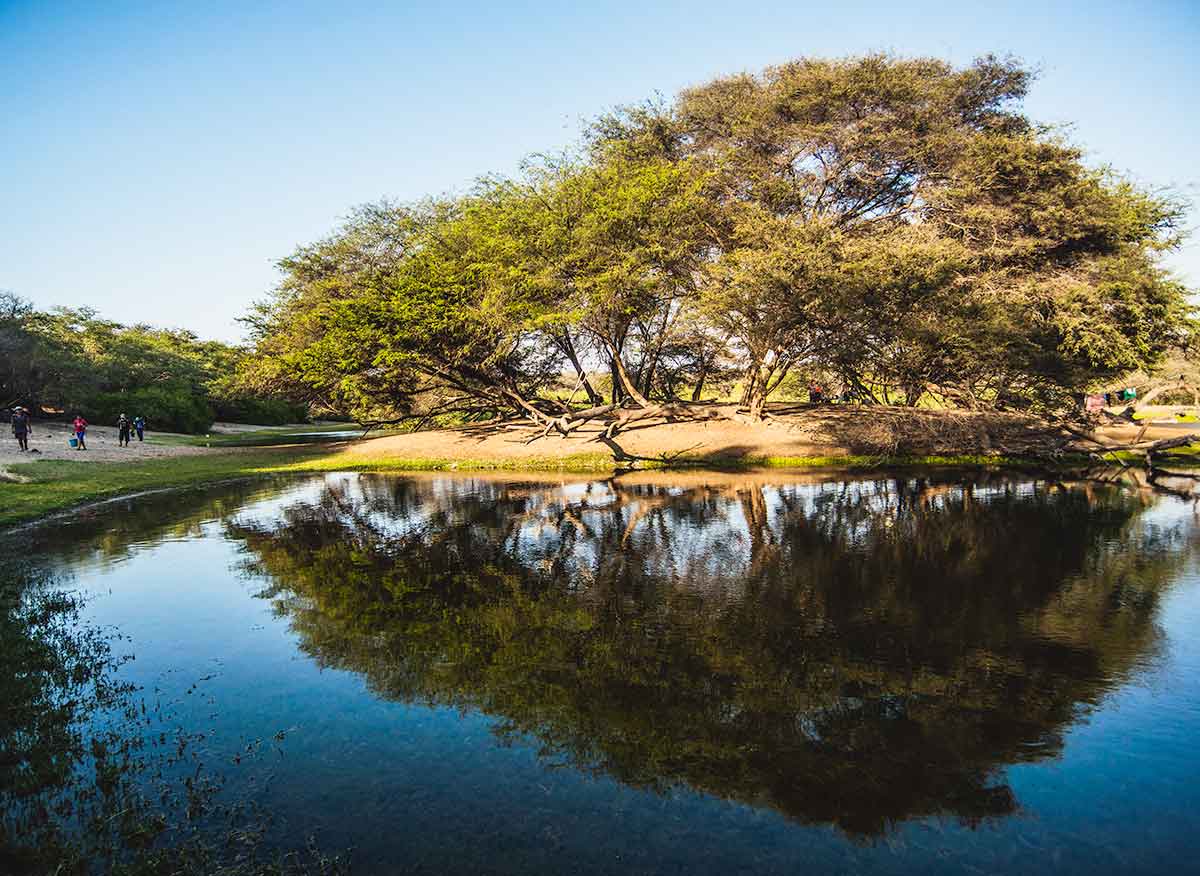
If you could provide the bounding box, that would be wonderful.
[72,415,88,450]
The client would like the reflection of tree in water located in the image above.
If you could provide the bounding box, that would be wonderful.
[229,473,1191,837]
[11,478,291,569]
[0,567,132,872]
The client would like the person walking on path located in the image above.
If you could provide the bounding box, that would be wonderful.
[117,413,131,447]
[11,407,30,451]
[72,415,88,450]
[134,415,145,442]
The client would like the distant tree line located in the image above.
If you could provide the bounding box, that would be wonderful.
[240,54,1193,429]
[0,294,307,432]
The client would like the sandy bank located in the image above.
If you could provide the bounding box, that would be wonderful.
[336,407,1060,466]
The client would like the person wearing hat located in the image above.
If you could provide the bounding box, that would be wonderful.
[11,407,30,451]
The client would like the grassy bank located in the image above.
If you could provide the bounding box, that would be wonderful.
[0,448,329,528]
[287,451,1043,473]
[12,424,1200,530]
[1,444,1080,529]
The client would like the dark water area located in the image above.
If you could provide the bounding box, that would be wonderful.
[3,470,1200,874]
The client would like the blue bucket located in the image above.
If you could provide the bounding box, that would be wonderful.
[69,437,78,448]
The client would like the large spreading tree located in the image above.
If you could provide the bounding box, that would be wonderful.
[242,53,1191,428]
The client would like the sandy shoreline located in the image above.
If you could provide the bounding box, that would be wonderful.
[333,407,1088,465]
[3,409,1195,472]
[0,420,213,465]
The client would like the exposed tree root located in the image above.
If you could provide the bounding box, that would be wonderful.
[595,434,707,468]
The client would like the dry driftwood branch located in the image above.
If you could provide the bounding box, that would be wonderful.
[1059,422,1200,455]
[508,398,764,447]
[596,434,706,467]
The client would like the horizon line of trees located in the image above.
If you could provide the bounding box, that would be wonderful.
[238,52,1193,431]
[0,293,307,433]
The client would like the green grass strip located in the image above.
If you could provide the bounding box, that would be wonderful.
[0,445,1138,530]
[0,449,326,528]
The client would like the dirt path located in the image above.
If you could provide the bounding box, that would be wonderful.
[0,420,214,465]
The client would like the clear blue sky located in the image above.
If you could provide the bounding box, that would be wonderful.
[2,0,1197,342]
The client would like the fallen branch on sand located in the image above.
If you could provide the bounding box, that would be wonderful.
[518,400,759,446]
[595,435,707,467]
[1060,425,1200,499]
[1059,423,1200,454]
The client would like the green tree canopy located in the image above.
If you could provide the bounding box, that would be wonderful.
[242,53,1192,426]
[0,295,305,432]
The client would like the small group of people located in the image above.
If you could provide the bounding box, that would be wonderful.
[66,413,145,450]
[807,384,858,405]
[8,411,148,452]
[116,413,146,447]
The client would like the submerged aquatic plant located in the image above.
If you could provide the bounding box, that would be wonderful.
[0,560,349,876]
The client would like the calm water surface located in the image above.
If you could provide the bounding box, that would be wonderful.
[6,470,1200,874]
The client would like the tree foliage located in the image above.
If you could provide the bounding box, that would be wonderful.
[243,54,1192,426]
[0,294,305,432]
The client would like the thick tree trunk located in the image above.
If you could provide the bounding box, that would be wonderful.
[746,383,766,421]
[739,353,761,406]
[556,331,603,406]
[739,352,773,421]
[601,335,652,408]
[640,356,658,399]
[691,359,709,402]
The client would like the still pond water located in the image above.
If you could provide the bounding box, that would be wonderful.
[5,470,1200,874]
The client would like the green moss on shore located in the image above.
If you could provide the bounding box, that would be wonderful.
[0,449,325,528]
[0,445,1139,530]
